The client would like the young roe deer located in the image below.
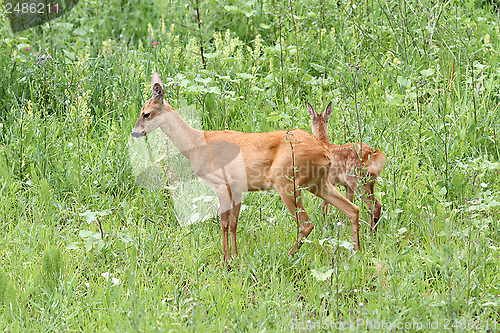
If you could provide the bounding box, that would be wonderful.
[307,102,386,234]
[131,73,362,263]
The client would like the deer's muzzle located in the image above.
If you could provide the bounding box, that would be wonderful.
[131,130,145,138]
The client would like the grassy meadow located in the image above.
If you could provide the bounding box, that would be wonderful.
[1,0,500,331]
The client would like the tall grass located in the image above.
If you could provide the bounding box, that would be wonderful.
[0,0,499,331]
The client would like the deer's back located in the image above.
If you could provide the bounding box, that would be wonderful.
[202,129,331,191]
[328,142,386,185]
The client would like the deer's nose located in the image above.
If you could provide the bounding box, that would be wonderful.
[131,130,144,138]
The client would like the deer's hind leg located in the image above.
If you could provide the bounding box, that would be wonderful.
[321,184,354,216]
[364,181,381,234]
[311,181,360,251]
[321,200,329,216]
[346,176,381,235]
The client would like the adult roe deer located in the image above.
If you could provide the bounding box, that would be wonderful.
[131,73,362,263]
[307,102,386,234]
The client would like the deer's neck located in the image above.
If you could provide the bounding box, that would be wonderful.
[311,120,331,145]
[159,108,205,158]
[316,130,331,144]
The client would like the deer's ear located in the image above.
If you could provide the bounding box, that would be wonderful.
[152,82,164,101]
[321,102,333,123]
[151,72,164,87]
[306,102,317,121]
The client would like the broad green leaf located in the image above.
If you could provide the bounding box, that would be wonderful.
[488,200,499,207]
[272,43,282,52]
[244,10,256,18]
[387,94,404,106]
[224,5,240,12]
[119,233,134,243]
[97,209,111,217]
[190,212,200,223]
[287,46,297,55]
[250,86,264,92]
[179,79,190,87]
[238,73,254,80]
[186,84,203,93]
[338,240,354,251]
[63,50,76,61]
[203,52,220,59]
[311,63,327,72]
[79,209,110,224]
[73,28,87,36]
[474,62,487,70]
[175,73,186,81]
[439,186,447,196]
[91,232,102,239]
[397,76,411,87]
[217,75,231,81]
[66,242,79,250]
[203,196,214,203]
[96,239,105,251]
[79,230,94,238]
[191,195,203,203]
[421,68,434,77]
[310,267,334,281]
[429,300,446,307]
[482,301,500,307]
[207,86,221,95]
[267,114,282,122]
[84,237,94,251]
[397,227,407,236]
[194,77,212,85]
[264,73,275,82]
[16,43,30,50]
[79,210,98,224]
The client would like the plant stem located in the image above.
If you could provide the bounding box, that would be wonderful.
[194,0,206,69]
[353,67,363,186]
[441,91,449,194]
[278,4,285,113]
[19,108,24,181]
[288,0,300,78]
[471,59,477,124]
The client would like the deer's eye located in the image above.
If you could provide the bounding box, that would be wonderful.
[143,113,150,119]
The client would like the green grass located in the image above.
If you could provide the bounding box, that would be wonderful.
[1,0,500,331]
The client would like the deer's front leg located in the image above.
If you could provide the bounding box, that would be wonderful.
[273,185,313,256]
[216,187,233,264]
[220,209,231,264]
[229,192,242,257]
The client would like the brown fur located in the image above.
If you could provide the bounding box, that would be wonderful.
[307,102,386,234]
[131,73,363,264]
